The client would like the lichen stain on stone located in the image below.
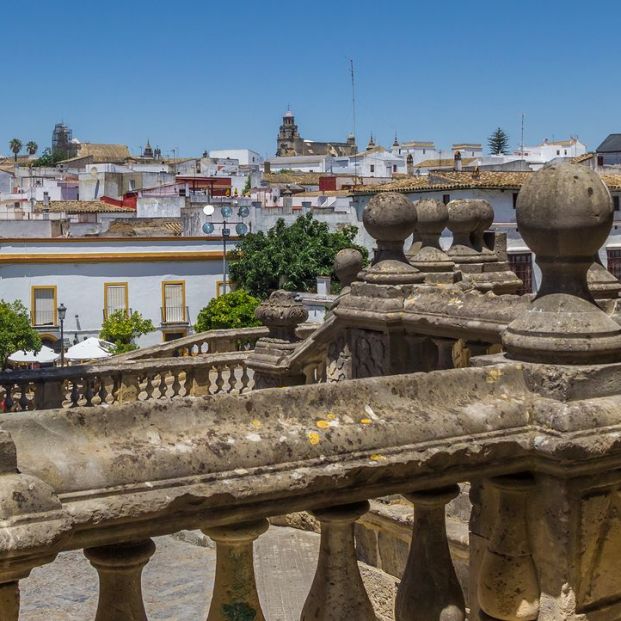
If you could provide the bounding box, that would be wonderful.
[486,368,503,383]
[250,419,262,429]
[369,454,386,462]
[307,431,321,445]
[315,420,330,429]
[360,418,373,425]
[222,601,257,621]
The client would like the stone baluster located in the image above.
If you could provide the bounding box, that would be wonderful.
[247,290,309,389]
[0,582,20,620]
[396,485,465,621]
[18,382,30,411]
[69,378,81,407]
[239,364,251,392]
[301,502,375,621]
[85,539,155,621]
[157,372,167,399]
[203,520,268,621]
[83,377,95,406]
[432,337,455,370]
[477,476,539,621]
[214,364,225,393]
[2,384,15,411]
[171,371,182,397]
[118,372,141,404]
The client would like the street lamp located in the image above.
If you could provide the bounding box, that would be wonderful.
[58,303,66,367]
[202,204,249,295]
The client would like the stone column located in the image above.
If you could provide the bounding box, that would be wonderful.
[477,476,539,621]
[301,502,375,621]
[85,539,155,621]
[396,485,465,621]
[203,519,268,621]
[432,337,455,370]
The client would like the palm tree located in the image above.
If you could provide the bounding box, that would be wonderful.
[9,139,22,162]
[26,141,38,156]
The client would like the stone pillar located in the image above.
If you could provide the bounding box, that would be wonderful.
[247,291,309,389]
[85,539,155,621]
[203,520,268,621]
[301,502,375,621]
[396,485,465,621]
[477,476,539,621]
[432,337,455,370]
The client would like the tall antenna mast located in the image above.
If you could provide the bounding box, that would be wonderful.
[350,59,359,184]
[520,113,525,158]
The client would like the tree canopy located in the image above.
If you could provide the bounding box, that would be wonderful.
[195,289,261,332]
[0,300,41,369]
[488,128,510,155]
[228,213,368,299]
[9,138,22,162]
[100,310,155,354]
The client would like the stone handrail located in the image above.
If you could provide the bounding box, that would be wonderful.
[0,351,252,411]
[111,322,320,361]
[0,361,620,619]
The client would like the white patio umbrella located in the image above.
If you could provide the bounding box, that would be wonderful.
[65,338,115,362]
[8,345,59,365]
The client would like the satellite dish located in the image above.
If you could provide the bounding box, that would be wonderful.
[220,205,233,219]
[202,222,215,235]
[202,204,215,216]
[236,222,249,236]
[238,205,250,218]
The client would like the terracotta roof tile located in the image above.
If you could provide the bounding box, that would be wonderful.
[35,200,134,213]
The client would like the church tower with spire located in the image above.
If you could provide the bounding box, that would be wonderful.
[276,109,301,156]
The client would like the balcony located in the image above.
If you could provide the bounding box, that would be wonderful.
[1,164,621,620]
[161,305,189,325]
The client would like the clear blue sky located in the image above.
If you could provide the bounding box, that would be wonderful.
[2,0,618,158]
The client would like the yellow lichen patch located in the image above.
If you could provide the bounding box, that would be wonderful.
[251,419,262,429]
[308,431,321,445]
[369,454,386,462]
[326,412,337,420]
[360,418,373,425]
[315,420,330,429]
[486,368,503,383]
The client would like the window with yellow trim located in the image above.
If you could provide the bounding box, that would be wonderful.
[31,286,57,326]
[104,282,128,319]
[162,281,186,322]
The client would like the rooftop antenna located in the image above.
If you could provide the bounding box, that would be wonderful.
[350,59,359,184]
[520,113,525,157]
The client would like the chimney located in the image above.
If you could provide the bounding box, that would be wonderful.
[264,161,271,174]
[454,151,462,172]
[43,191,50,209]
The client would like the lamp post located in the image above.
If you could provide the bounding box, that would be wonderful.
[202,203,250,296]
[58,303,66,367]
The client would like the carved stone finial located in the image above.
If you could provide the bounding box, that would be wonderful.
[447,199,495,262]
[409,199,456,274]
[334,249,363,288]
[503,163,621,364]
[255,290,308,342]
[587,253,621,300]
[361,192,424,284]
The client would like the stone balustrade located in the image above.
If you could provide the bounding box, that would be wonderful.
[0,352,253,411]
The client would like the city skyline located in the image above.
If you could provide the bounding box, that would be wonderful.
[2,0,619,158]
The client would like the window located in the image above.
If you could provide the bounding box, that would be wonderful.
[393,165,397,173]
[216,281,232,297]
[556,150,560,156]
[128,179,136,191]
[508,252,533,295]
[370,164,375,173]
[607,248,621,280]
[564,150,567,155]
[614,196,620,212]
[512,193,519,209]
[423,149,426,154]
[442,194,450,205]
[31,286,57,326]
[162,281,186,323]
[104,282,128,319]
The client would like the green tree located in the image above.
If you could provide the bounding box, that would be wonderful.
[228,213,368,299]
[100,310,155,354]
[31,148,62,168]
[9,138,22,162]
[195,289,261,332]
[243,174,252,196]
[488,128,510,155]
[0,300,41,369]
[25,141,38,156]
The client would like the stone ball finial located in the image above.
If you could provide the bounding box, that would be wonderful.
[503,163,621,364]
[363,192,417,263]
[472,200,495,253]
[334,248,363,288]
[414,199,448,245]
[361,192,423,285]
[255,290,308,342]
[446,199,480,259]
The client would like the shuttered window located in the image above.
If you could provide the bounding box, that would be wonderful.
[607,248,621,280]
[162,282,186,322]
[104,283,128,318]
[508,252,533,295]
[32,287,56,326]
